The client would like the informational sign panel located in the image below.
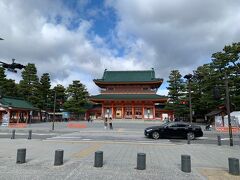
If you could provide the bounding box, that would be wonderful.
[1,112,10,127]
[215,116,222,127]
[215,116,239,132]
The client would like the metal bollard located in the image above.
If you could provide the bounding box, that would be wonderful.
[181,155,191,173]
[229,158,240,175]
[137,153,146,170]
[187,133,191,144]
[28,130,32,140]
[94,151,103,167]
[217,135,221,146]
[11,129,16,139]
[16,148,26,164]
[54,149,64,166]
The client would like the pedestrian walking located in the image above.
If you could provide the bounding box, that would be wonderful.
[109,117,113,130]
[104,117,108,129]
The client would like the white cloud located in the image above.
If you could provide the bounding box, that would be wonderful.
[1,0,240,97]
[109,0,240,79]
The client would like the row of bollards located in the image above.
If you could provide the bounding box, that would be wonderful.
[10,129,32,140]
[16,148,26,164]
[54,149,64,166]
[185,134,230,147]
[11,129,15,139]
[94,151,103,167]
[16,148,65,166]
[181,155,240,175]
[187,133,191,144]
[16,149,240,175]
[93,151,146,170]
[217,135,221,146]
[181,155,191,172]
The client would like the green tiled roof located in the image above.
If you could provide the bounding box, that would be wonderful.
[0,97,37,110]
[94,69,162,83]
[90,94,168,100]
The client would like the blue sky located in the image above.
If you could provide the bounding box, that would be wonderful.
[1,0,240,95]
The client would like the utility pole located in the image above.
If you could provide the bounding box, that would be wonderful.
[184,74,193,123]
[52,90,56,131]
[188,80,192,123]
[225,72,233,146]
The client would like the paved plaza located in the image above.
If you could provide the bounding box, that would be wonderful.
[0,121,240,179]
[0,138,240,180]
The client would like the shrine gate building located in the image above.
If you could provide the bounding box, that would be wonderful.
[88,69,173,120]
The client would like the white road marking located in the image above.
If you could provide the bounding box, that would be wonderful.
[198,137,209,139]
[48,136,81,139]
[221,138,230,140]
[44,139,176,146]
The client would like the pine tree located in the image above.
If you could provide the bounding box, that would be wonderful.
[64,80,89,114]
[191,64,219,117]
[49,84,66,112]
[39,73,51,110]
[18,63,40,106]
[0,67,19,97]
[0,67,7,96]
[166,70,187,119]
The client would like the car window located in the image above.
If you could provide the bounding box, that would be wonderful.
[168,123,178,127]
[177,124,189,127]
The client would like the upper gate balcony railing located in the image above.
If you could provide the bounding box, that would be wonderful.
[100,88,156,94]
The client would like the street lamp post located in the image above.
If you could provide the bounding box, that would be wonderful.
[184,74,193,123]
[224,72,233,146]
[52,90,56,131]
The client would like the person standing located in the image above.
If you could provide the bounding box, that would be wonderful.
[109,117,113,130]
[104,117,108,129]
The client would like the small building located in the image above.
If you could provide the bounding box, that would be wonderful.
[0,96,38,124]
[87,69,173,120]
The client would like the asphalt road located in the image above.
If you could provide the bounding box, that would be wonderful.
[0,121,239,145]
[0,129,239,146]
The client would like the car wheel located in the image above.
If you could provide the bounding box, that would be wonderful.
[187,132,195,140]
[152,131,160,140]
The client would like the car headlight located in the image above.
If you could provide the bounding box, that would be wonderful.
[146,129,153,132]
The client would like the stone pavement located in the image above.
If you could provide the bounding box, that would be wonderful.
[0,138,240,180]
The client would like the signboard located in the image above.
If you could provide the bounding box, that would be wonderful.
[215,115,240,132]
[223,116,239,127]
[1,112,10,127]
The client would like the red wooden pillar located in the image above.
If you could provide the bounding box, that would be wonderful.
[26,111,28,124]
[153,104,156,120]
[16,111,19,124]
[111,102,114,119]
[132,101,134,119]
[101,103,104,118]
[142,102,144,119]
[121,102,124,119]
